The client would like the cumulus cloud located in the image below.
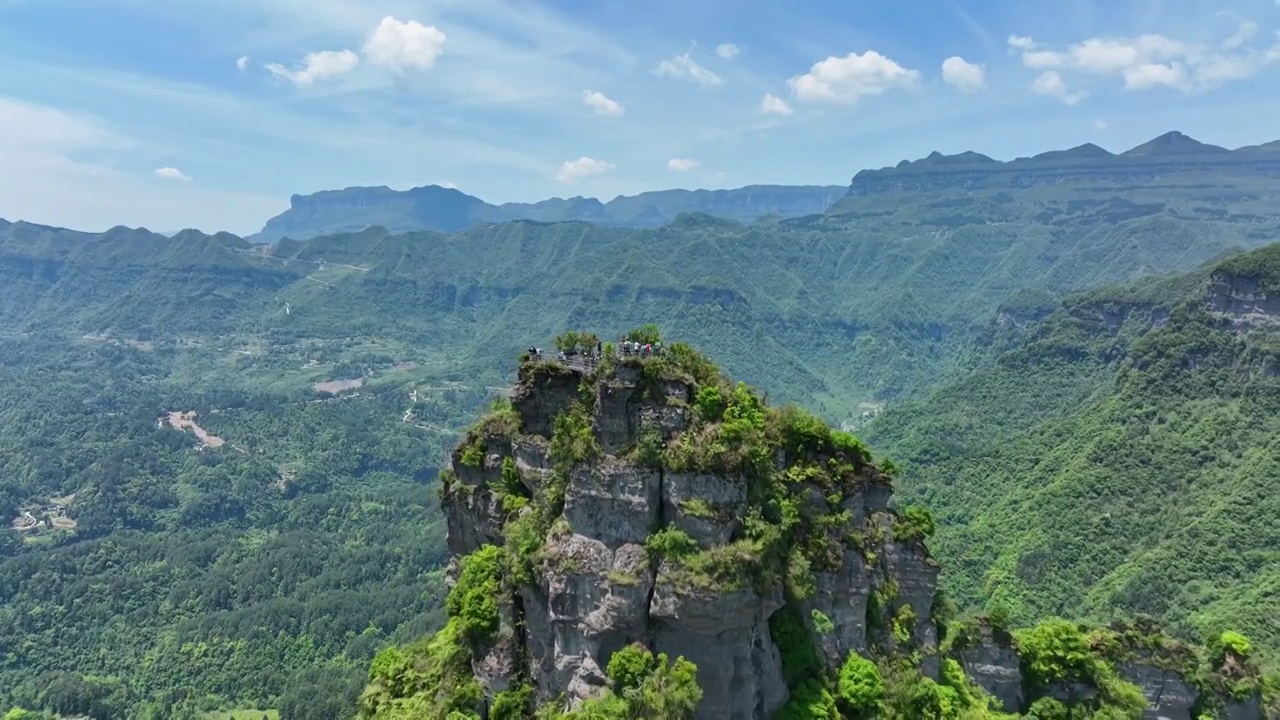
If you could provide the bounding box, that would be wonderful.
[266,49,359,86]
[941,56,985,92]
[1007,30,1280,93]
[364,16,447,71]
[555,156,613,183]
[667,158,699,171]
[154,167,192,182]
[654,53,722,86]
[1008,35,1037,51]
[1031,70,1087,104]
[582,90,624,116]
[716,43,740,59]
[1093,119,1109,130]
[786,50,919,104]
[236,56,249,72]
[760,93,793,115]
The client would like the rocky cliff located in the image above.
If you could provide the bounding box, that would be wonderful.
[950,617,1273,720]
[1207,244,1280,331]
[357,334,1276,719]
[438,345,940,718]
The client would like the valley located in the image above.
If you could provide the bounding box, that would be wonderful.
[2,132,1279,718]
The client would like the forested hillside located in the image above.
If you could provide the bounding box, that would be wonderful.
[866,243,1280,662]
[2,134,1280,717]
[5,133,1280,423]
[0,334,491,718]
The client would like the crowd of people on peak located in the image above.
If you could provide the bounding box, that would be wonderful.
[525,336,666,366]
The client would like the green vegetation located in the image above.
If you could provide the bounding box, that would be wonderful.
[544,647,702,719]
[358,548,506,718]
[362,331,931,717]
[835,652,883,718]
[868,245,1280,662]
[5,162,1280,716]
[7,168,1278,432]
[0,334,487,718]
[1212,242,1280,290]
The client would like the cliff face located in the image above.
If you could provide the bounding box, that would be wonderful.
[361,338,1276,720]
[439,355,938,718]
[949,618,1271,720]
[1207,272,1280,331]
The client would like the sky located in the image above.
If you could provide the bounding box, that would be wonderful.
[2,0,1280,234]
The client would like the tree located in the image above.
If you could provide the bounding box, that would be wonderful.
[554,331,581,353]
[623,325,661,345]
[630,653,702,719]
[837,652,884,718]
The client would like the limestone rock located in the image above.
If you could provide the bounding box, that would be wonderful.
[956,624,1023,713]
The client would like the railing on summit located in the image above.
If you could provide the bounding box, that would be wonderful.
[527,338,665,372]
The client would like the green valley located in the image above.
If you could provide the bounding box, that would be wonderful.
[2,133,1280,718]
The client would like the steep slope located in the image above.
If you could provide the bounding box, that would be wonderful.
[358,334,1275,719]
[6,166,1280,430]
[249,184,846,242]
[866,244,1280,662]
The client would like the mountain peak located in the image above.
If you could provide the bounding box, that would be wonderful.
[1039,142,1114,160]
[1121,131,1228,157]
[916,150,998,167]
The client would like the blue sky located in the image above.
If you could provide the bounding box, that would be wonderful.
[2,0,1279,234]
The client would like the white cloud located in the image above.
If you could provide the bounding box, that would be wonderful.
[236,56,250,72]
[0,96,124,152]
[440,181,458,189]
[786,50,919,104]
[555,156,613,183]
[1093,119,1108,130]
[363,16,447,71]
[1008,31,1280,93]
[760,93,793,115]
[941,56,985,92]
[716,43,740,59]
[0,95,281,234]
[1031,70,1087,104]
[266,49,359,86]
[582,90,624,116]
[154,167,192,182]
[667,158,699,171]
[1008,35,1037,51]
[654,53,722,87]
[1223,21,1258,50]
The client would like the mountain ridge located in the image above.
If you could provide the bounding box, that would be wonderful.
[248,130,1278,241]
[249,182,847,243]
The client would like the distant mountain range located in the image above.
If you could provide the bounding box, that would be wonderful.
[248,183,848,243]
[840,131,1280,199]
[247,131,1280,242]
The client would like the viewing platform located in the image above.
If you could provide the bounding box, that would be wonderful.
[526,339,667,373]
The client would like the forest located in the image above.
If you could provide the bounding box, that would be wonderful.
[0,333,490,718]
[3,155,1280,716]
